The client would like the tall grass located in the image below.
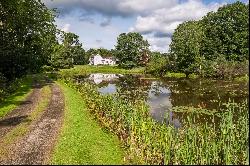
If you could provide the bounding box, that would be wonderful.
[61,76,249,165]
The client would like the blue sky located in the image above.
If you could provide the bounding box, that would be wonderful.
[43,0,248,52]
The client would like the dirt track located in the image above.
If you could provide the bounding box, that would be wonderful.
[0,79,64,165]
[0,81,43,139]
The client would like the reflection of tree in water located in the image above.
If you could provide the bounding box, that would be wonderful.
[96,80,117,88]
[158,78,248,126]
[160,78,248,110]
[150,81,169,96]
[115,75,152,102]
[72,74,90,84]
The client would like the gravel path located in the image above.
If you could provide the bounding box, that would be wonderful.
[0,80,43,139]
[0,84,65,165]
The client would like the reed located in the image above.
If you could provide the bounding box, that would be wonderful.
[60,76,249,165]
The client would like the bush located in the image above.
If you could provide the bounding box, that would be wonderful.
[188,73,199,79]
[145,56,168,75]
[0,73,7,101]
[213,59,249,79]
[119,61,137,69]
[164,72,186,78]
[234,75,249,82]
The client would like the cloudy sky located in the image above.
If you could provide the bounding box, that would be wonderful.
[43,0,248,52]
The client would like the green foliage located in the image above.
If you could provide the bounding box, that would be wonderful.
[115,32,150,68]
[234,74,249,82]
[85,48,98,64]
[167,1,249,79]
[0,0,57,79]
[0,75,33,117]
[201,1,249,61]
[164,72,186,78]
[50,44,73,69]
[49,32,86,69]
[188,73,199,79]
[170,21,204,76]
[145,52,169,75]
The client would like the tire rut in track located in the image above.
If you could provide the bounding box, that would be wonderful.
[0,84,64,165]
[0,80,44,139]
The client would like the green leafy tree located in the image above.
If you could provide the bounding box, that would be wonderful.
[169,20,204,76]
[85,48,98,64]
[115,32,150,68]
[146,52,169,75]
[97,48,111,57]
[49,31,84,68]
[0,0,57,79]
[72,45,86,65]
[201,1,249,61]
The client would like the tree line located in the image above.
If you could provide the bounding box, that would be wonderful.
[0,0,248,82]
[147,1,249,79]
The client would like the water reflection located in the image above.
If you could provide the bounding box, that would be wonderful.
[75,73,248,126]
[89,73,122,84]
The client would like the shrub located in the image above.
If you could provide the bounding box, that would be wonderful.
[146,56,168,75]
[164,72,186,78]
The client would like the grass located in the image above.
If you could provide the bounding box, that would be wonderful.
[234,74,249,82]
[50,82,125,165]
[0,85,51,158]
[0,75,34,118]
[163,72,186,78]
[60,65,145,76]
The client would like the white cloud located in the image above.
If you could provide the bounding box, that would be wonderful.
[43,0,177,17]
[130,0,224,52]
[145,34,172,53]
[131,0,223,34]
[61,23,71,32]
[43,0,229,52]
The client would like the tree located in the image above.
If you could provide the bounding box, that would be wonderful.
[97,48,111,57]
[72,45,86,65]
[115,32,150,68]
[0,0,57,79]
[49,31,84,68]
[201,1,249,61]
[146,52,169,75]
[169,20,204,76]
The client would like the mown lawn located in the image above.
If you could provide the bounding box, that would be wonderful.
[50,82,125,165]
[59,65,145,76]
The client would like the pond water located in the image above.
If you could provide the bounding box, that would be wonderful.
[74,73,248,127]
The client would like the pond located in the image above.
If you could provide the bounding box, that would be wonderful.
[73,73,248,127]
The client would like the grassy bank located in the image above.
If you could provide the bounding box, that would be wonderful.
[0,75,34,118]
[50,82,125,165]
[60,76,249,165]
[59,65,145,76]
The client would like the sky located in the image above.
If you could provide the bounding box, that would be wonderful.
[43,0,248,53]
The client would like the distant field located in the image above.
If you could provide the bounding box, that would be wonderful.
[59,65,145,75]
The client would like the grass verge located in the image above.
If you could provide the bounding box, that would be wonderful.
[0,76,34,118]
[50,82,125,165]
[0,85,51,158]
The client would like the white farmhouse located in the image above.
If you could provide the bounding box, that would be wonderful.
[89,54,116,65]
